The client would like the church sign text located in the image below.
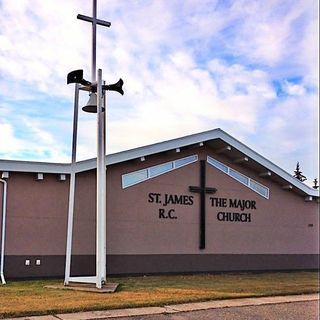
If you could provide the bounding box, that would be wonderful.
[210,197,256,223]
[148,193,256,223]
[148,192,194,220]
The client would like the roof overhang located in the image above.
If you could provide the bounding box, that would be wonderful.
[0,128,318,197]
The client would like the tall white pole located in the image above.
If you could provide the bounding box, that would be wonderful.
[64,83,80,285]
[0,178,7,285]
[96,69,106,288]
[92,0,97,83]
[102,80,107,280]
[65,0,110,288]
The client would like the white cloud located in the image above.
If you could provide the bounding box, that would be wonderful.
[254,93,319,184]
[0,123,24,153]
[0,0,90,99]
[0,119,70,162]
[216,0,317,67]
[281,80,306,96]
[0,0,318,182]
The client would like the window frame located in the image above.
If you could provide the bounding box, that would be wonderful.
[207,155,269,199]
[122,154,198,188]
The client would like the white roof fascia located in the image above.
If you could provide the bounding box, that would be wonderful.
[74,128,318,197]
[0,159,71,174]
[0,128,318,197]
[74,129,222,172]
[214,130,319,197]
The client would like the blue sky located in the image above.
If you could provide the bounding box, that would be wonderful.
[0,0,318,185]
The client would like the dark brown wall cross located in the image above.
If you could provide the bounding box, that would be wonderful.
[189,160,217,249]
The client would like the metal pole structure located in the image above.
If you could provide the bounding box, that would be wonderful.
[102,80,107,281]
[96,69,106,288]
[66,0,113,288]
[91,0,97,83]
[91,9,105,287]
[91,4,106,287]
[64,83,80,285]
[0,179,7,285]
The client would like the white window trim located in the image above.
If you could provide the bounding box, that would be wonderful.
[207,155,269,199]
[122,154,198,189]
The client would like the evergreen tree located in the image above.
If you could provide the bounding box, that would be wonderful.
[313,178,319,190]
[293,162,307,182]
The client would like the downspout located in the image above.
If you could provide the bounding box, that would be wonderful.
[0,178,7,284]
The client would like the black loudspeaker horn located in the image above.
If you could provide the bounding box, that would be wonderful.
[104,78,124,95]
[67,70,83,84]
[67,69,91,86]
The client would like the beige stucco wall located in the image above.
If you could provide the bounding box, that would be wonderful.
[106,147,319,255]
[1,147,318,259]
[3,172,69,255]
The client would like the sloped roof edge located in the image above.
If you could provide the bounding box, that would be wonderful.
[0,128,318,197]
[0,159,71,174]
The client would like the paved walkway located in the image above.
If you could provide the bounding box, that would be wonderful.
[109,301,319,320]
[7,293,319,320]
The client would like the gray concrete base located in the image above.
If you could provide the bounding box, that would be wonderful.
[45,282,119,293]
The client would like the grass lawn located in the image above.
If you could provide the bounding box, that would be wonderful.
[0,271,319,319]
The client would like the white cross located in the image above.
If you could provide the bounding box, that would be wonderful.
[77,0,111,82]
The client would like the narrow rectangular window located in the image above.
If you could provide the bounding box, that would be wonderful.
[229,168,249,185]
[174,155,198,168]
[122,169,148,188]
[149,162,173,177]
[122,154,198,188]
[207,155,269,199]
[249,179,269,198]
[207,156,228,173]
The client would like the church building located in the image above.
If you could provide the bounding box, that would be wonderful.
[0,128,319,279]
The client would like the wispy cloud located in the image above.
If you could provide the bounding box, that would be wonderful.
[0,0,318,184]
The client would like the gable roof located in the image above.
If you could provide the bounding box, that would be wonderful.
[0,128,318,197]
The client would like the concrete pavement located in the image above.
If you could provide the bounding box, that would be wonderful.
[111,301,319,320]
[6,293,319,320]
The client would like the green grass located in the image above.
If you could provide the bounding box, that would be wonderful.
[0,271,318,319]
